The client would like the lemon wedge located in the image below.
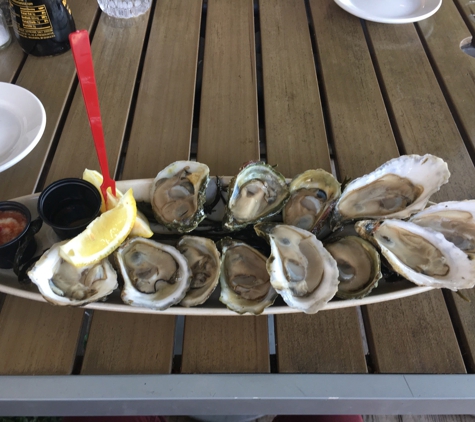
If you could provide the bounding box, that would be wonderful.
[59,189,137,267]
[82,169,153,238]
[83,169,107,213]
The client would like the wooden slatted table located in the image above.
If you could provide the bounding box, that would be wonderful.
[1,0,475,415]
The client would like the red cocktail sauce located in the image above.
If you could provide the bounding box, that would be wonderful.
[0,210,27,246]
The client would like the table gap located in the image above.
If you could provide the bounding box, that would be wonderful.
[360,306,379,374]
[34,8,102,192]
[305,0,339,180]
[359,19,407,158]
[413,21,475,167]
[71,309,93,375]
[189,0,208,162]
[8,52,28,85]
[268,314,277,373]
[254,0,267,162]
[172,315,184,374]
[0,294,6,315]
[115,0,158,180]
[442,290,475,373]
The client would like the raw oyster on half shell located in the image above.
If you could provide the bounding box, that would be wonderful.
[218,237,277,315]
[410,200,475,256]
[223,162,290,231]
[255,223,339,314]
[332,154,450,227]
[115,237,192,310]
[150,161,210,232]
[177,236,221,307]
[283,169,341,235]
[355,219,475,291]
[324,236,381,299]
[28,241,118,306]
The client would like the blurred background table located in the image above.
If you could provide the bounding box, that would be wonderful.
[1,0,475,416]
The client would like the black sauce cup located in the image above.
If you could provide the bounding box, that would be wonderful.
[38,178,102,240]
[0,201,36,269]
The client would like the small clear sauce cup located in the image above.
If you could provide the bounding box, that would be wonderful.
[38,178,102,240]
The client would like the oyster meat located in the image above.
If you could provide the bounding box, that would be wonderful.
[255,223,339,314]
[410,200,475,256]
[177,236,221,307]
[150,161,210,232]
[224,162,290,231]
[355,219,475,291]
[332,154,450,227]
[325,236,381,299]
[115,237,192,310]
[28,241,118,306]
[218,237,277,315]
[283,169,341,235]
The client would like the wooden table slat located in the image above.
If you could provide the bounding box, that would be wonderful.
[276,309,367,373]
[195,0,259,175]
[0,298,83,375]
[0,42,24,83]
[181,316,270,374]
[181,0,270,374]
[259,0,331,175]
[81,312,176,375]
[363,291,465,373]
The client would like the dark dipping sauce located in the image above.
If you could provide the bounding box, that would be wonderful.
[51,199,96,228]
[0,210,27,246]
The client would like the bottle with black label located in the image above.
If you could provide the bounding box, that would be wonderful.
[9,0,76,56]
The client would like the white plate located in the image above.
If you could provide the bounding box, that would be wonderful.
[334,0,442,23]
[0,178,433,316]
[0,82,46,172]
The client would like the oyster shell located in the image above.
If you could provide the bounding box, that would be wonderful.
[283,169,341,235]
[177,236,221,307]
[150,161,210,232]
[409,200,475,256]
[332,154,450,227]
[355,219,475,291]
[28,241,117,306]
[255,223,339,314]
[223,162,290,231]
[324,236,381,299]
[218,237,277,315]
[115,237,192,310]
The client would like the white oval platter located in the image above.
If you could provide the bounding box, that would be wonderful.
[0,178,433,316]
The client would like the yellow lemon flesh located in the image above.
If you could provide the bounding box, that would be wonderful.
[59,189,137,267]
[83,169,107,213]
[82,169,153,238]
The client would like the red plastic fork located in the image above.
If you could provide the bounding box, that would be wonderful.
[69,30,116,203]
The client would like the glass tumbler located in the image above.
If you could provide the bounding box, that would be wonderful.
[97,0,152,18]
[0,9,11,50]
